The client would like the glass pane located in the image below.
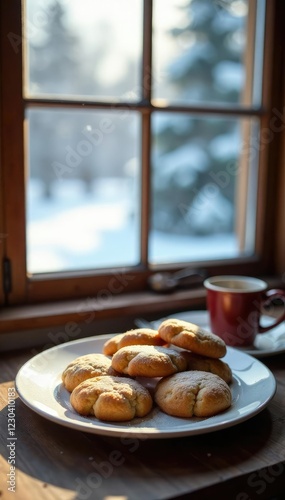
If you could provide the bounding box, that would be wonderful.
[26,108,141,273]
[152,0,265,106]
[150,112,259,264]
[24,0,143,101]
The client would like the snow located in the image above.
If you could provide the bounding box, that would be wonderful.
[187,184,234,233]
[150,231,238,264]
[155,143,210,178]
[209,130,241,161]
[169,41,216,79]
[152,114,194,135]
[211,8,245,34]
[27,178,241,274]
[213,61,244,91]
[27,178,139,272]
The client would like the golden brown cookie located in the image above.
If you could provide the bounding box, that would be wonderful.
[154,371,232,418]
[70,375,153,421]
[62,353,118,392]
[180,351,232,384]
[102,333,125,356]
[118,328,165,349]
[158,318,226,358]
[103,328,164,356]
[111,345,187,378]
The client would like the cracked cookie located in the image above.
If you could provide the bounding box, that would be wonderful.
[158,318,227,358]
[103,328,164,356]
[62,353,118,392]
[111,345,187,377]
[70,375,153,421]
[180,351,232,384]
[154,370,232,418]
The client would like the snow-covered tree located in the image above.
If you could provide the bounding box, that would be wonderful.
[152,0,247,235]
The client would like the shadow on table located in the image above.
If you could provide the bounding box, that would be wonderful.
[0,395,283,500]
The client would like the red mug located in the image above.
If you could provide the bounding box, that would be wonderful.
[204,276,285,347]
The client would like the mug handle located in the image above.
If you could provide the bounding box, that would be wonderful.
[259,289,285,333]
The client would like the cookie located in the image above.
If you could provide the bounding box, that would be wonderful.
[70,375,153,421]
[102,333,125,356]
[180,351,232,384]
[111,345,187,377]
[62,353,118,392]
[103,328,164,356]
[154,371,232,418]
[158,318,226,358]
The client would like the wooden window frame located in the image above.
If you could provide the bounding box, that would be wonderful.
[1,0,285,336]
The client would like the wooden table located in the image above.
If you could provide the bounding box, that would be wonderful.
[1,346,285,500]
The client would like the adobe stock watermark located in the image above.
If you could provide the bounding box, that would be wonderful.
[217,294,285,347]
[30,269,135,369]
[178,105,285,220]
[6,386,17,493]
[236,461,285,499]
[51,65,163,180]
[8,1,59,54]
[75,435,148,499]
[7,0,77,54]
[52,119,115,179]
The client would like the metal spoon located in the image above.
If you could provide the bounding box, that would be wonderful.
[148,268,206,293]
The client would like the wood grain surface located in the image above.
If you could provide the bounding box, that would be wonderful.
[1,347,285,500]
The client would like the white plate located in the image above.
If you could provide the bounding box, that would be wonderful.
[152,311,285,358]
[15,334,276,439]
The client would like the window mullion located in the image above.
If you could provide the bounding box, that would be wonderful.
[0,0,279,308]
[23,97,265,117]
[140,0,153,266]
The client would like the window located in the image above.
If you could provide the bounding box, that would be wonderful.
[0,0,284,312]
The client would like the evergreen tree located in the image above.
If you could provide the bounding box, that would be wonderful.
[152,0,247,235]
[28,0,81,95]
[28,0,83,198]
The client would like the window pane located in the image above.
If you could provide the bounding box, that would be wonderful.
[152,0,265,106]
[150,113,259,264]
[24,0,143,101]
[26,108,141,273]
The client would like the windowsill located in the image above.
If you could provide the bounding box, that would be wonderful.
[0,287,206,334]
[0,287,207,351]
[0,276,283,351]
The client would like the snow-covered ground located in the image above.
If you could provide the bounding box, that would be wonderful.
[27,178,241,274]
